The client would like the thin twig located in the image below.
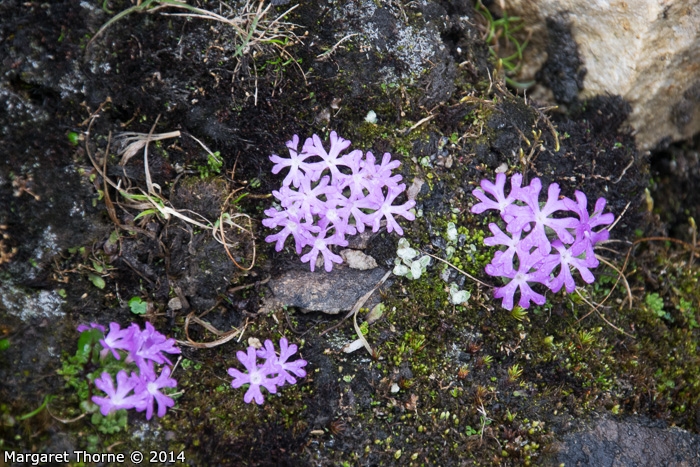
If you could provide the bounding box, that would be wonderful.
[421,251,493,288]
[316,33,359,61]
[575,289,634,338]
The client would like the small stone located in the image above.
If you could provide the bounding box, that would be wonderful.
[167,297,182,311]
[340,249,378,270]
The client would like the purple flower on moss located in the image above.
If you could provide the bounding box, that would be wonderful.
[487,246,550,310]
[472,172,615,310]
[257,337,308,386]
[135,364,177,420]
[92,370,146,415]
[82,321,180,419]
[505,178,578,254]
[564,191,614,257]
[228,347,279,405]
[264,132,414,271]
[471,172,524,217]
[99,322,136,360]
[541,240,598,294]
[230,338,307,404]
[366,184,416,235]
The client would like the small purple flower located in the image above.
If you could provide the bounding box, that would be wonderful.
[77,322,106,333]
[300,228,348,272]
[263,209,317,254]
[228,347,279,405]
[366,184,416,235]
[505,178,578,254]
[302,131,353,183]
[99,322,136,360]
[82,321,180,420]
[92,370,146,416]
[564,191,614,257]
[483,223,522,274]
[543,240,598,294]
[129,322,181,372]
[471,172,524,217]
[134,365,177,420]
[269,135,315,188]
[229,338,307,405]
[472,173,615,309]
[257,337,308,386]
[361,151,403,191]
[488,246,551,310]
[264,132,414,271]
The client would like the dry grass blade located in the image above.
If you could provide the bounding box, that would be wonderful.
[596,255,633,308]
[114,130,181,165]
[322,270,392,360]
[575,289,634,338]
[176,311,246,349]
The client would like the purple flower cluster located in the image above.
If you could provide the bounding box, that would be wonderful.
[263,132,416,272]
[471,173,614,310]
[228,337,307,405]
[77,322,180,419]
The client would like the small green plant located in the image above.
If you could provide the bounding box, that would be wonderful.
[66,131,80,146]
[578,329,596,347]
[393,238,431,280]
[645,292,671,321]
[475,0,533,88]
[676,298,699,329]
[511,306,528,322]
[197,151,223,179]
[507,363,524,382]
[128,296,148,315]
[449,283,470,305]
[465,425,480,436]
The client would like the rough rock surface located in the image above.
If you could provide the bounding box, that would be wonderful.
[503,0,700,151]
[545,417,700,466]
[267,267,388,314]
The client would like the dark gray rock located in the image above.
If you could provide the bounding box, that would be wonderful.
[545,418,700,466]
[268,267,389,314]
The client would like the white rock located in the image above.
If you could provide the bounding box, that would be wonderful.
[340,249,378,270]
[503,0,700,150]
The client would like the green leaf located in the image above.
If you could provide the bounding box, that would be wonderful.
[128,296,148,315]
[410,260,423,280]
[366,303,385,324]
[91,260,104,273]
[393,263,409,277]
[446,222,458,242]
[133,208,157,221]
[88,273,105,289]
[67,131,80,146]
[449,284,470,305]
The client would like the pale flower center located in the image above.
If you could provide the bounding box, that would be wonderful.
[249,370,263,386]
